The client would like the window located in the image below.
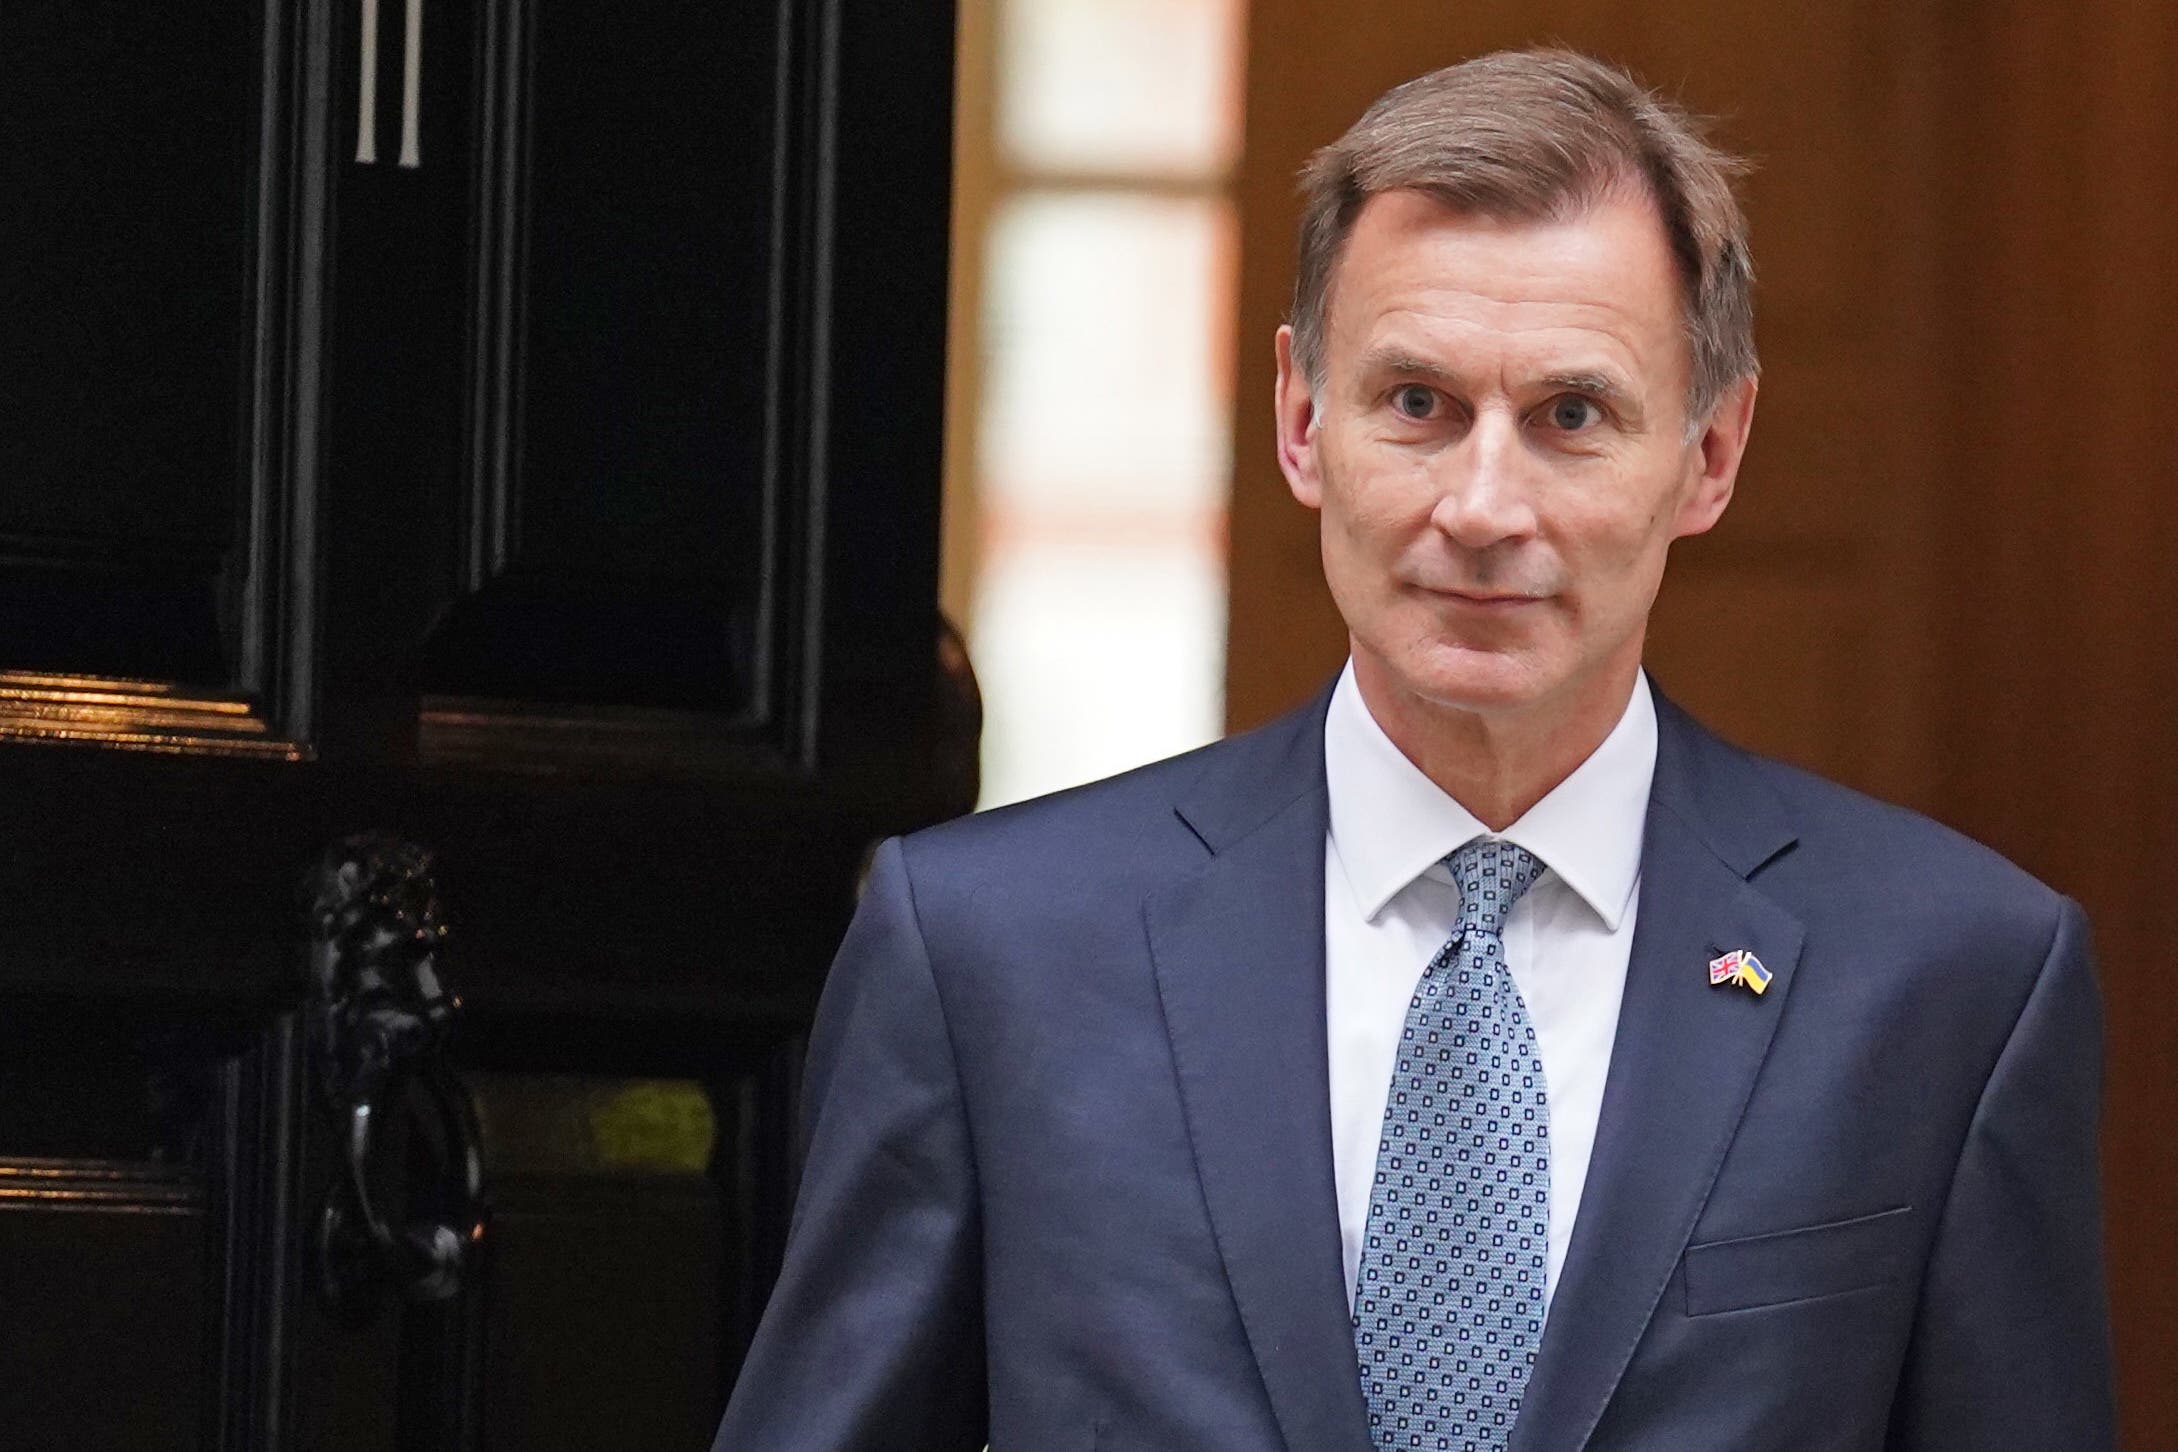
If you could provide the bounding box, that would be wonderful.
[946,0,1246,808]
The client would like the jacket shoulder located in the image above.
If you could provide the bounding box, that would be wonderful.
[905,732,1215,858]
[889,693,1320,916]
[1722,737,2072,957]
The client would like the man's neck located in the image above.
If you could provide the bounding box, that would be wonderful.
[1350,651,1639,831]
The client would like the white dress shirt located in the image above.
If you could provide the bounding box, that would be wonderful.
[1324,663,1657,1317]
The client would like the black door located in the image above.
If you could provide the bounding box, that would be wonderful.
[0,1,960,1446]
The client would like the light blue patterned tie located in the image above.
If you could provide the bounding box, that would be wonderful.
[1354,838,1550,1452]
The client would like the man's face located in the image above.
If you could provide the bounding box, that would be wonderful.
[1275,186,1756,728]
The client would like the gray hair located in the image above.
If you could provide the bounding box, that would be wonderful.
[1290,48,1757,425]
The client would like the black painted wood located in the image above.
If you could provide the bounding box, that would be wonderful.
[0,1,251,682]
[481,1171,724,1449]
[0,1168,212,1448]
[0,0,325,734]
[0,0,961,1445]
[411,0,783,717]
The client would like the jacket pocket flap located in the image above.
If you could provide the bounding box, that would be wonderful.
[1683,1205,1916,1315]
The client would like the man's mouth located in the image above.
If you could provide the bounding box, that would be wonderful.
[1424,586,1548,607]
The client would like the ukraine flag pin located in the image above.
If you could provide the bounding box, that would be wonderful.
[1708,949,1773,995]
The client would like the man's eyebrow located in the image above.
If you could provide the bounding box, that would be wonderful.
[1541,370,1639,411]
[1354,347,1461,384]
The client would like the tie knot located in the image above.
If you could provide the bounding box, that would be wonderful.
[1445,838,1545,939]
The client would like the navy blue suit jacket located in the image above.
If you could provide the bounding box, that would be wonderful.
[713,687,2114,1450]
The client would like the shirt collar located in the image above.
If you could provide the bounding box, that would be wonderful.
[1322,662,1657,931]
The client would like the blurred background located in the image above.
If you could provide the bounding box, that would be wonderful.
[944,0,1242,807]
[944,0,2178,1441]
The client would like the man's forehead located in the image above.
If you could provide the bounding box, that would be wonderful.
[1337,189,1680,312]
[1324,188,1688,385]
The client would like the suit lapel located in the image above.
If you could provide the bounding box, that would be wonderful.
[1146,693,1375,1452]
[1510,699,1806,1452]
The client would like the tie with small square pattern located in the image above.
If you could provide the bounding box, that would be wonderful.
[1353,838,1550,1452]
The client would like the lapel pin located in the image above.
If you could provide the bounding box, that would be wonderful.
[1708,949,1773,995]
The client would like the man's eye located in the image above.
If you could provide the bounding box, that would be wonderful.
[1391,384,1439,419]
[1546,394,1604,431]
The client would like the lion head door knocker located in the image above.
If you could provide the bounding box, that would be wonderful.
[305,833,488,1321]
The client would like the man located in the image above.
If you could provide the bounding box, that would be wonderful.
[714,49,2113,1451]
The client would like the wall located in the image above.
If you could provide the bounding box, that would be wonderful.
[1227,1,2177,1442]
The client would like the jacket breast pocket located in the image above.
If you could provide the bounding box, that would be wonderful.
[1682,1205,1917,1316]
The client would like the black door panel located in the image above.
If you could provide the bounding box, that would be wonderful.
[0,0,959,1444]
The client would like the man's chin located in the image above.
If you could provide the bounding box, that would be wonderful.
[1372,645,1557,719]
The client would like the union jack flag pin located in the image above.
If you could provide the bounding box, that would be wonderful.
[1708,949,1773,995]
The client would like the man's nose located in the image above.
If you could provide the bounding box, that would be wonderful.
[1427,410,1538,549]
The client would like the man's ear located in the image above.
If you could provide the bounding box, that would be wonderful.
[1274,325,1324,509]
[1673,373,1758,539]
